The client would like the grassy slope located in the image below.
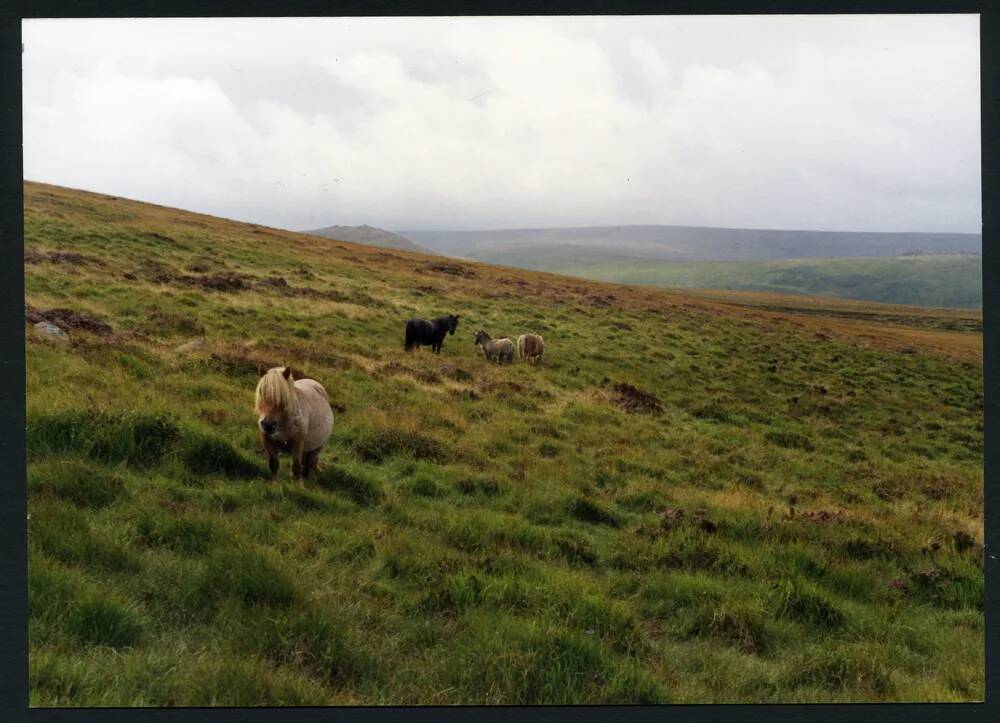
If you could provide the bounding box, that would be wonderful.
[302,225,431,255]
[528,255,983,309]
[25,182,983,705]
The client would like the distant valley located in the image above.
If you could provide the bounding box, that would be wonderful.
[400,225,982,308]
[401,224,981,262]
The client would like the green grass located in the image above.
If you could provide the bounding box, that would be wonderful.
[546,255,983,309]
[24,181,983,704]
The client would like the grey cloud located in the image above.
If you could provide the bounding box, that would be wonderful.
[22,15,980,234]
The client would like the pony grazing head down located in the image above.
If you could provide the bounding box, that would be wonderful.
[254,365,298,437]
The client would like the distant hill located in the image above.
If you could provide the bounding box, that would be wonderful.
[547,254,983,309]
[304,224,432,254]
[401,225,981,263]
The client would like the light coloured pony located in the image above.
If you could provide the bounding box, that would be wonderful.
[516,334,544,364]
[254,365,334,482]
[474,330,515,364]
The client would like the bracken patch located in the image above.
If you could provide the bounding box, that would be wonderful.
[609,382,662,415]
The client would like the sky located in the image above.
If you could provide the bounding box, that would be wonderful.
[22,15,981,234]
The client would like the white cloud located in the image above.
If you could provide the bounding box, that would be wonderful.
[22,15,980,233]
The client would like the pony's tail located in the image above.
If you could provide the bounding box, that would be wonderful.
[516,336,524,360]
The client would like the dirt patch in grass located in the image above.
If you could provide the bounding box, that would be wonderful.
[798,509,846,524]
[26,304,113,335]
[25,249,106,266]
[182,272,250,292]
[129,260,179,284]
[608,382,662,415]
[185,257,229,273]
[129,263,255,293]
[379,361,442,384]
[256,276,291,290]
[427,263,476,278]
[589,293,617,307]
[249,276,371,305]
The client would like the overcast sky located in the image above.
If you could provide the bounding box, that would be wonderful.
[23,15,980,233]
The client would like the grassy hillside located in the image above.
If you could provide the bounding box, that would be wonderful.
[25,181,983,705]
[302,224,431,254]
[543,255,983,309]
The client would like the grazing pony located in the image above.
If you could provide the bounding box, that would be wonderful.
[474,330,515,364]
[516,334,545,364]
[254,365,334,482]
[404,314,460,352]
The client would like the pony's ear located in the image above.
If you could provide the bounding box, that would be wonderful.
[257,363,268,377]
[282,366,292,379]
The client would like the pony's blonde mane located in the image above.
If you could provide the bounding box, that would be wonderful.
[254,367,298,414]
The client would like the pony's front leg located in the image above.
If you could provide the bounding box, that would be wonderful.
[303,448,320,479]
[261,434,280,481]
[291,439,306,484]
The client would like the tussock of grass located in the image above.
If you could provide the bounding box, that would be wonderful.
[783,643,894,697]
[348,426,448,464]
[771,577,847,629]
[28,460,126,509]
[681,601,772,655]
[29,410,180,467]
[456,476,506,496]
[568,496,622,527]
[764,430,815,451]
[314,465,383,506]
[446,615,667,704]
[193,547,297,609]
[179,431,262,479]
[134,510,217,555]
[29,501,139,574]
[224,607,378,687]
[64,594,144,648]
[691,403,735,423]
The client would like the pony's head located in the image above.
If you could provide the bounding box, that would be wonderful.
[473,330,491,347]
[447,314,460,335]
[254,364,296,437]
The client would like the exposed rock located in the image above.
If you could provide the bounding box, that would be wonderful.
[26,305,113,335]
[33,321,69,343]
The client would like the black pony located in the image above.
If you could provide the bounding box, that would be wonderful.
[404,314,460,353]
